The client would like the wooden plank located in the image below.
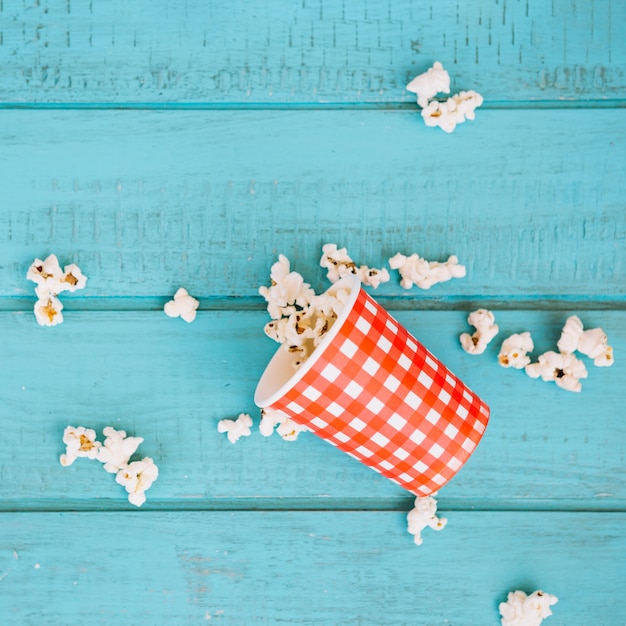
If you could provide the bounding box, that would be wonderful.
[1,310,623,509]
[0,511,624,624]
[1,109,624,301]
[0,0,624,104]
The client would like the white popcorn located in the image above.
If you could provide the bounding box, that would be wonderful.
[276,418,309,441]
[460,309,499,355]
[59,426,102,467]
[217,413,253,444]
[498,332,534,369]
[115,457,159,507]
[320,243,390,289]
[421,90,483,133]
[27,254,87,326]
[389,252,466,290]
[525,351,588,392]
[259,254,315,319]
[558,315,614,367]
[259,408,307,441]
[164,287,199,323]
[499,590,558,626]
[406,495,447,546]
[34,296,64,327]
[406,61,451,108]
[96,427,144,473]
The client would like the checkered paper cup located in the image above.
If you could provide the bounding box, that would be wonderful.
[254,277,489,496]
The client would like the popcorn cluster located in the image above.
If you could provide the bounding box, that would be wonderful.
[164,287,199,323]
[27,254,87,326]
[320,243,390,289]
[407,495,447,546]
[259,253,350,372]
[389,252,466,290]
[460,310,613,392]
[406,61,483,133]
[60,425,158,507]
[499,590,558,626]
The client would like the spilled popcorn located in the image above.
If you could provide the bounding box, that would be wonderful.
[218,413,253,444]
[406,495,447,546]
[164,287,199,323]
[59,426,101,467]
[259,407,309,441]
[406,61,483,133]
[389,252,466,289]
[320,243,390,289]
[525,350,588,393]
[27,254,87,326]
[460,309,499,355]
[96,426,144,474]
[499,590,558,626]
[60,425,158,507]
[498,332,534,369]
[557,315,614,367]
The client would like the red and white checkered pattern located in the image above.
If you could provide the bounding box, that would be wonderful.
[263,286,489,496]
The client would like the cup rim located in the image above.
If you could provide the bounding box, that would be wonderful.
[254,275,362,408]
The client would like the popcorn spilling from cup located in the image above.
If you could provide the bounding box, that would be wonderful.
[60,425,158,507]
[406,61,483,133]
[406,495,447,546]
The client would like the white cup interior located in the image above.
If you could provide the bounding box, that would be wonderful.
[254,276,361,408]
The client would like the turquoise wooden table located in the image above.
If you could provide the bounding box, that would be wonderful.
[1,1,625,624]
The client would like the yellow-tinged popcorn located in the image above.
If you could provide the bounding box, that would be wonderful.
[406,495,447,546]
[499,590,558,626]
[498,332,534,369]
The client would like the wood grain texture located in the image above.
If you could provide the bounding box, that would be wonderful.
[1,109,624,301]
[1,511,625,625]
[1,310,623,510]
[0,0,624,104]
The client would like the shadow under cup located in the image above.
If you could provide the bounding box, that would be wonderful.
[254,277,489,496]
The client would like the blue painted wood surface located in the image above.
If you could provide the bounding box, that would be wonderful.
[0,1,625,624]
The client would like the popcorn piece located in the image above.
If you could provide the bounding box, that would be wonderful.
[276,418,309,442]
[460,309,499,355]
[27,254,87,326]
[320,243,390,289]
[558,315,614,367]
[60,426,102,467]
[525,351,588,392]
[115,457,159,507]
[34,296,64,327]
[164,287,199,323]
[420,91,484,133]
[96,427,144,473]
[499,590,558,626]
[498,332,534,369]
[259,408,308,441]
[217,413,253,444]
[259,254,315,320]
[389,252,466,290]
[406,495,447,546]
[406,61,451,108]
[60,263,88,292]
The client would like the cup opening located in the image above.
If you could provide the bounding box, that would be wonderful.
[254,275,361,408]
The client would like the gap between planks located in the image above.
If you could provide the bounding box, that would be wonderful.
[1,100,625,111]
[1,296,626,312]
